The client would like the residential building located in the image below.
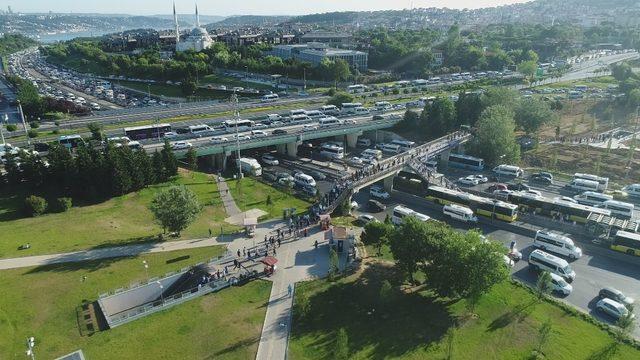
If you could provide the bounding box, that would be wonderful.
[268,43,368,71]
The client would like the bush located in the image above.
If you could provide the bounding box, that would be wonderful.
[6,124,17,132]
[29,121,40,129]
[27,129,38,138]
[54,120,60,126]
[55,197,72,212]
[24,195,47,216]
[52,129,59,134]
[392,88,400,95]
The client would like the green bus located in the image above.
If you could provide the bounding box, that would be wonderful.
[611,231,640,256]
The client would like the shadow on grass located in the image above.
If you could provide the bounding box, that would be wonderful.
[585,341,620,360]
[293,263,455,358]
[212,336,261,357]
[486,299,537,332]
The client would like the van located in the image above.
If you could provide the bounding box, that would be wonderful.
[381,143,401,154]
[602,200,634,219]
[623,184,640,198]
[294,173,317,188]
[320,105,340,116]
[492,164,523,178]
[443,204,478,223]
[528,249,576,282]
[362,148,383,160]
[354,107,370,115]
[534,230,582,259]
[390,139,415,151]
[357,138,372,148]
[573,191,612,206]
[568,179,600,193]
[305,110,325,119]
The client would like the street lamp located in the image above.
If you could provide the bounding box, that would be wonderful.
[26,336,35,360]
[142,260,149,281]
[157,281,164,304]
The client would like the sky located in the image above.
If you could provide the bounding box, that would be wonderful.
[5,0,533,16]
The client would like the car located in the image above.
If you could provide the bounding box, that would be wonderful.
[350,201,359,210]
[372,115,385,120]
[261,154,279,166]
[349,157,364,165]
[309,170,327,181]
[535,172,554,181]
[555,196,578,204]
[344,119,357,125]
[530,174,553,185]
[211,136,229,143]
[276,172,294,182]
[487,183,508,192]
[470,174,489,183]
[507,183,531,191]
[493,189,513,201]
[171,141,192,150]
[232,134,251,141]
[521,189,543,198]
[370,186,390,200]
[303,125,318,132]
[163,131,179,139]
[549,272,573,296]
[272,129,288,135]
[599,287,635,308]
[368,199,386,212]
[361,156,378,166]
[251,130,268,138]
[358,214,379,224]
[271,121,284,127]
[458,176,480,186]
[596,298,634,320]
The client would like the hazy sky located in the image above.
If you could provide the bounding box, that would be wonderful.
[6,0,532,16]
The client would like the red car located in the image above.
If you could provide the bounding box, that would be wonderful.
[487,183,508,192]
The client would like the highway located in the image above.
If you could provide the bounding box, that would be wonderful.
[351,189,640,338]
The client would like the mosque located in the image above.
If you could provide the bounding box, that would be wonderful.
[174,3,214,52]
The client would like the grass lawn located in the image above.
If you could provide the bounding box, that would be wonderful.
[0,246,272,359]
[226,177,311,220]
[0,170,239,258]
[114,80,244,101]
[290,263,640,360]
[201,73,274,91]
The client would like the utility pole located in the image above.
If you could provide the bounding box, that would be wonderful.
[231,91,243,179]
[17,100,30,146]
[0,114,6,145]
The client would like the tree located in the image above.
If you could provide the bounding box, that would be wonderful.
[397,110,420,130]
[331,59,351,83]
[421,97,456,138]
[24,195,47,217]
[161,140,178,177]
[152,150,166,182]
[480,87,519,110]
[334,328,349,360]
[360,221,393,256]
[328,248,339,280]
[536,271,553,301]
[149,186,201,235]
[326,92,354,107]
[389,217,442,283]
[535,320,552,356]
[518,60,538,83]
[627,88,640,108]
[181,79,197,96]
[463,232,510,310]
[515,98,557,135]
[468,105,520,165]
[455,91,482,127]
[185,147,198,171]
[611,62,634,82]
[87,122,103,141]
[6,124,17,132]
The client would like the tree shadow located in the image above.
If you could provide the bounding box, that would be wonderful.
[293,263,456,358]
[486,299,537,332]
[585,341,620,360]
[211,336,260,357]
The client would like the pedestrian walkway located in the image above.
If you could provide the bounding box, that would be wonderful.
[216,176,242,216]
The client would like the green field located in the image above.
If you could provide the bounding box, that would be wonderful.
[0,246,272,359]
[114,80,247,100]
[201,73,274,91]
[0,170,239,258]
[226,177,311,220]
[290,264,640,360]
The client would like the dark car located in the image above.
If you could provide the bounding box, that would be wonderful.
[534,172,554,181]
[507,183,530,191]
[372,115,385,120]
[368,199,386,212]
[272,129,288,135]
[487,183,508,192]
[530,175,553,185]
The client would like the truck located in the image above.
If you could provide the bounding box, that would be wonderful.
[239,157,262,176]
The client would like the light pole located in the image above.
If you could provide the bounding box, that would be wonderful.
[157,281,164,304]
[231,90,243,179]
[244,66,249,90]
[17,100,30,146]
[0,114,6,145]
[142,260,149,281]
[26,336,35,360]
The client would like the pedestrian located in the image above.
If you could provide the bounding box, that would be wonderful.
[314,240,318,249]
[209,228,212,237]
[277,238,281,247]
[237,249,241,258]
[304,228,308,237]
[510,240,516,251]
[265,234,268,243]
[287,284,292,297]
[243,247,246,256]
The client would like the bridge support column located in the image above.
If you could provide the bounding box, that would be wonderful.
[441,147,451,167]
[276,143,287,155]
[345,131,362,148]
[383,175,394,193]
[218,153,228,171]
[286,142,298,157]
[455,143,465,154]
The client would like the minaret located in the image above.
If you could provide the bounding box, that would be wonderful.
[173,2,179,44]
[195,3,200,28]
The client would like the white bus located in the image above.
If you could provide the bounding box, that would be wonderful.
[341,102,363,115]
[189,125,213,134]
[412,79,428,87]
[573,191,612,207]
[568,179,600,193]
[390,139,415,151]
[223,120,255,132]
[294,173,317,188]
[58,135,85,149]
[493,164,524,178]
[362,148,383,160]
[291,114,311,123]
[602,200,635,219]
[347,84,367,93]
[289,109,307,117]
[392,205,415,225]
[261,93,279,102]
[381,143,402,154]
[623,184,640,198]
[320,143,345,160]
[443,204,478,223]
[528,249,576,282]
[319,117,343,127]
[320,105,340,116]
[374,101,392,111]
[239,157,262,176]
[573,173,609,191]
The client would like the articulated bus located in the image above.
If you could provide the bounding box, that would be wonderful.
[425,186,518,222]
[610,231,640,256]
[507,192,611,224]
[124,123,172,140]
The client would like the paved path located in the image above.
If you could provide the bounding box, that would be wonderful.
[216,176,242,216]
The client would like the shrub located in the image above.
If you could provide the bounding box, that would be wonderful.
[6,124,17,132]
[29,121,40,129]
[24,195,47,216]
[27,129,38,138]
[54,120,60,126]
[55,197,72,212]
[52,129,59,134]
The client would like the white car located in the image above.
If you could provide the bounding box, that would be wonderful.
[471,174,489,183]
[303,125,318,132]
[271,121,284,127]
[361,156,378,166]
[211,136,229,143]
[554,196,578,204]
[350,157,364,165]
[261,154,279,166]
[596,298,634,320]
[171,141,192,150]
[251,130,268,138]
[163,132,178,139]
[549,273,573,296]
[370,186,390,200]
[522,189,543,198]
[232,134,251,141]
[344,119,357,125]
[458,176,479,186]
[358,214,379,225]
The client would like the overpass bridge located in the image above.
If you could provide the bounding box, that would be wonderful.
[317,131,471,215]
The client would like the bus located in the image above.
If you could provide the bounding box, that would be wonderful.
[340,102,363,115]
[320,143,344,160]
[261,94,279,102]
[223,119,255,132]
[448,153,485,171]
[58,135,85,149]
[124,123,172,140]
[390,139,415,152]
[573,173,609,191]
[391,205,416,225]
[239,157,262,176]
[347,84,367,93]
[425,186,518,222]
[319,117,343,127]
[507,192,611,224]
[610,231,640,256]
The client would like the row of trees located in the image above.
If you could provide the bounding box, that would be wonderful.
[0,33,38,56]
[361,217,509,306]
[3,141,179,201]
[5,75,89,119]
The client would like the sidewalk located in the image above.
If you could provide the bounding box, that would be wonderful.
[216,176,241,216]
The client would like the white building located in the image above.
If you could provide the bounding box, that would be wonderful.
[175,3,214,52]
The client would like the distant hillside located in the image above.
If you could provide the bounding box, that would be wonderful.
[152,14,226,26]
[208,15,291,28]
